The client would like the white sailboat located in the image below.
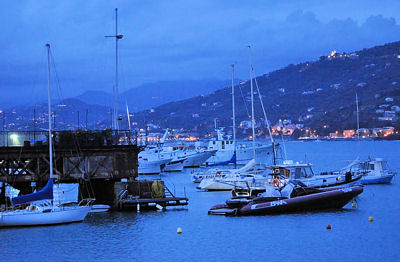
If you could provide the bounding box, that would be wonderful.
[0,44,91,227]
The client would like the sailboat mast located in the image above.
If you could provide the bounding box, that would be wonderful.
[114,8,119,131]
[231,64,236,144]
[356,92,360,158]
[248,45,256,160]
[105,8,123,131]
[126,101,131,144]
[46,43,54,179]
[356,93,360,141]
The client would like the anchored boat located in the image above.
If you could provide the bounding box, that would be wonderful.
[209,180,363,216]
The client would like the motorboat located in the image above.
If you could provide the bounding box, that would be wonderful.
[208,180,363,216]
[359,158,396,184]
[227,160,363,198]
[269,160,363,189]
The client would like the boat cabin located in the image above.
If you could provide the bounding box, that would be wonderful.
[266,161,314,180]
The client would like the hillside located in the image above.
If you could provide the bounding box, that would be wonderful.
[133,41,400,136]
[75,78,235,112]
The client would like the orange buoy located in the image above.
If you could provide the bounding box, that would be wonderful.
[326,224,331,230]
[368,216,374,222]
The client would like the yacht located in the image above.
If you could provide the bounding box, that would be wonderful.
[359,158,396,184]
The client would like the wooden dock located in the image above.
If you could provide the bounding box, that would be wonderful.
[119,196,189,210]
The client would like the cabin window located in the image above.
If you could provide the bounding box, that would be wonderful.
[368,164,375,170]
[294,168,302,179]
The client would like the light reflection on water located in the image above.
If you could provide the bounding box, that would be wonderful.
[0,141,399,262]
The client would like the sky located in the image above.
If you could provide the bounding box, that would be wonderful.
[1,0,400,105]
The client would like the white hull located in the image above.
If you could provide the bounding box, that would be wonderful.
[205,145,273,166]
[139,158,172,174]
[0,205,91,227]
[198,175,263,191]
[183,151,215,167]
[163,160,184,172]
[89,204,110,213]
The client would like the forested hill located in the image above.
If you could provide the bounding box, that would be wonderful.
[133,41,400,136]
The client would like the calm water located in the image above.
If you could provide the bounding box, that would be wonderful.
[1,141,399,262]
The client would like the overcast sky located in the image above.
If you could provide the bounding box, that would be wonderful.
[1,0,400,105]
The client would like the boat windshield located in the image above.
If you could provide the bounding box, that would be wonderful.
[289,166,314,179]
[382,161,389,170]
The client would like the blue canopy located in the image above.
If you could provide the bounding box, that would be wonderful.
[12,179,53,205]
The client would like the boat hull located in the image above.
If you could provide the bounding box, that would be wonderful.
[163,160,184,172]
[0,206,91,227]
[205,144,273,166]
[240,186,363,215]
[361,174,394,184]
[183,151,215,168]
[139,158,171,174]
[209,186,363,216]
[89,204,111,213]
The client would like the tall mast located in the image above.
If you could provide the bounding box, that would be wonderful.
[231,64,236,144]
[105,8,123,131]
[248,45,256,160]
[46,43,53,179]
[126,101,131,144]
[356,92,360,158]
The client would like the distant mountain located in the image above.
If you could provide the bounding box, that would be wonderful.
[75,91,112,108]
[75,79,237,112]
[133,41,400,136]
[5,98,112,131]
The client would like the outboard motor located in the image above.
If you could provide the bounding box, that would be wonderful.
[345,172,352,182]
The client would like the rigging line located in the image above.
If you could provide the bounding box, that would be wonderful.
[49,49,64,102]
[48,48,69,130]
[253,73,274,143]
[252,69,285,161]
[238,83,250,118]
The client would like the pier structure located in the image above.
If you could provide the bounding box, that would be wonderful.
[0,130,188,210]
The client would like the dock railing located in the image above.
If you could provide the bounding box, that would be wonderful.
[0,129,137,147]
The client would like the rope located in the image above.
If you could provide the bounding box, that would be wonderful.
[238,83,250,118]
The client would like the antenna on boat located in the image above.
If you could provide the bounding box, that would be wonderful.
[105,8,124,132]
[248,45,256,162]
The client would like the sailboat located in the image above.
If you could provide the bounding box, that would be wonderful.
[201,61,275,167]
[0,44,91,227]
[197,49,271,190]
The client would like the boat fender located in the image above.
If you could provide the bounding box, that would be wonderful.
[272,179,280,187]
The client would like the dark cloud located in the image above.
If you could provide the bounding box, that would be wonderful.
[0,1,400,106]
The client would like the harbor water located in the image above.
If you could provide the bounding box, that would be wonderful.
[1,140,399,261]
